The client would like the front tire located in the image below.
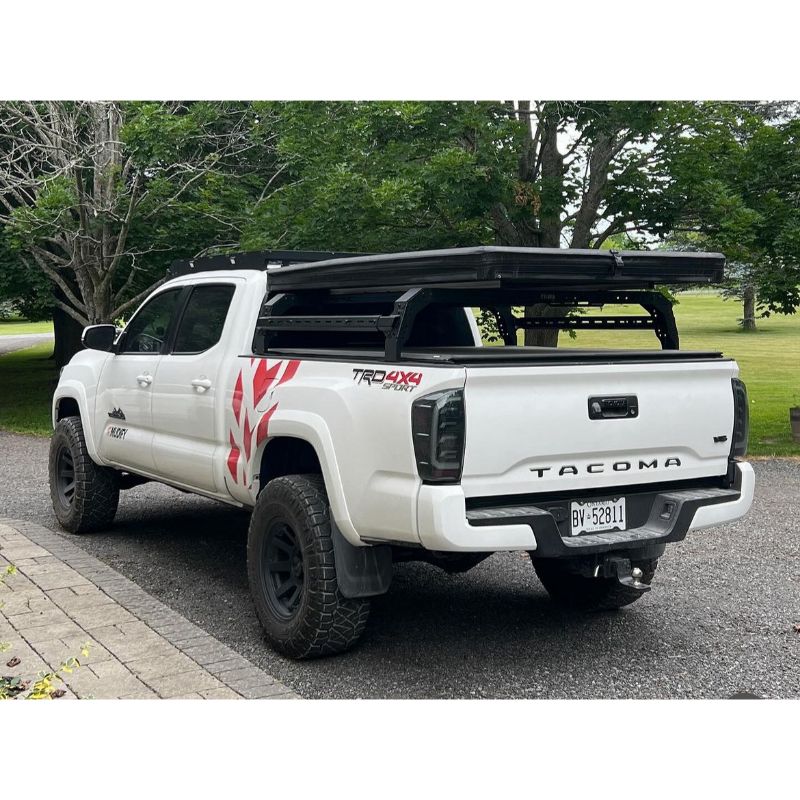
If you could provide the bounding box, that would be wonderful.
[49,416,119,533]
[532,557,658,611]
[247,474,370,659]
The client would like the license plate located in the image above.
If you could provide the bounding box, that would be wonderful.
[570,498,626,536]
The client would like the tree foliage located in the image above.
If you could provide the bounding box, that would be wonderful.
[0,228,52,319]
[242,102,508,252]
[243,101,703,252]
[661,102,800,327]
[245,101,706,343]
[0,101,276,329]
[1,100,797,351]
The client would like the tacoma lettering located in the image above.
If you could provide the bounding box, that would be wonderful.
[531,457,682,477]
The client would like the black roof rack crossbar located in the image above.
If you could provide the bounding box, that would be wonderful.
[519,315,656,331]
[507,288,679,350]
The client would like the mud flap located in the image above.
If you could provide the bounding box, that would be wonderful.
[331,522,393,599]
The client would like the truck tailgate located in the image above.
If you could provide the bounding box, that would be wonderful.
[461,358,737,498]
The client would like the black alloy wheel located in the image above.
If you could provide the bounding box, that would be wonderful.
[54,443,76,509]
[246,474,371,658]
[263,521,305,619]
[48,416,120,533]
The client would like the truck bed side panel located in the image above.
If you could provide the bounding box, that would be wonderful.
[225,356,465,545]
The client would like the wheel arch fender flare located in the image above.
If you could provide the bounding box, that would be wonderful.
[52,382,101,462]
[256,410,360,546]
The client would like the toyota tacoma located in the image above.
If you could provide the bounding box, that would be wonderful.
[49,247,754,658]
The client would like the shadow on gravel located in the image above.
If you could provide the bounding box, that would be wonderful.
[366,564,662,654]
[93,496,670,689]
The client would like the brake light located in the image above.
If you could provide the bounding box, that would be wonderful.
[411,389,465,483]
[730,378,749,459]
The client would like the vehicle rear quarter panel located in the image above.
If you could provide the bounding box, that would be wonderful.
[226,357,465,545]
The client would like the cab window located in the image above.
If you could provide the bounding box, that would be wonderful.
[171,284,236,354]
[119,289,182,354]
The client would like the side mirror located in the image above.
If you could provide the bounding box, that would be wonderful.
[81,324,117,352]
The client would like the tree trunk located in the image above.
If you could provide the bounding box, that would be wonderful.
[535,106,564,252]
[524,106,564,348]
[569,131,615,250]
[52,303,85,368]
[742,284,757,331]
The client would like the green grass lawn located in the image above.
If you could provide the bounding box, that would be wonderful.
[0,294,798,455]
[0,342,56,436]
[0,318,54,335]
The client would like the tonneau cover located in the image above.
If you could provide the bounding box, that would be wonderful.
[261,346,726,366]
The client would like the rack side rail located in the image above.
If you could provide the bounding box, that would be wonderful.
[253,286,682,359]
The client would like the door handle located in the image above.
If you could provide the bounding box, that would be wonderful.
[136,373,152,387]
[588,395,638,419]
[191,377,212,392]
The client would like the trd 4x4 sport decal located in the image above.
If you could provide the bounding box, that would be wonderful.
[352,368,423,392]
[227,358,300,487]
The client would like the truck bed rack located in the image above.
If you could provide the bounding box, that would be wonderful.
[253,286,685,358]
[170,246,724,361]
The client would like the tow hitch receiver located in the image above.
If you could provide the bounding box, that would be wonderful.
[594,556,651,593]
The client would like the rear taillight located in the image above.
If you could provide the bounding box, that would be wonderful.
[411,389,465,483]
[730,377,749,459]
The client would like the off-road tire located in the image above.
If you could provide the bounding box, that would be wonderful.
[247,474,370,659]
[49,416,120,533]
[532,557,658,611]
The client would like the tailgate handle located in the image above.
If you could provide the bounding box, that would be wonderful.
[588,395,638,420]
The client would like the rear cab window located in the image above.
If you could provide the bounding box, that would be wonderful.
[171,284,236,355]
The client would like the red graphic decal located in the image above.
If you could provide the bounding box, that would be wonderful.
[385,370,422,385]
[256,402,278,447]
[232,371,243,425]
[252,359,281,406]
[227,359,302,491]
[227,430,240,483]
[243,412,253,461]
[277,359,301,387]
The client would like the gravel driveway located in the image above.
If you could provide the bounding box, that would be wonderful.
[1,429,797,698]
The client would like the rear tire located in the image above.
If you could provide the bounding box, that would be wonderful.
[532,557,658,611]
[247,474,370,659]
[49,416,119,533]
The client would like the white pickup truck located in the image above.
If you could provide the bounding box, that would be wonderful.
[49,247,754,658]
